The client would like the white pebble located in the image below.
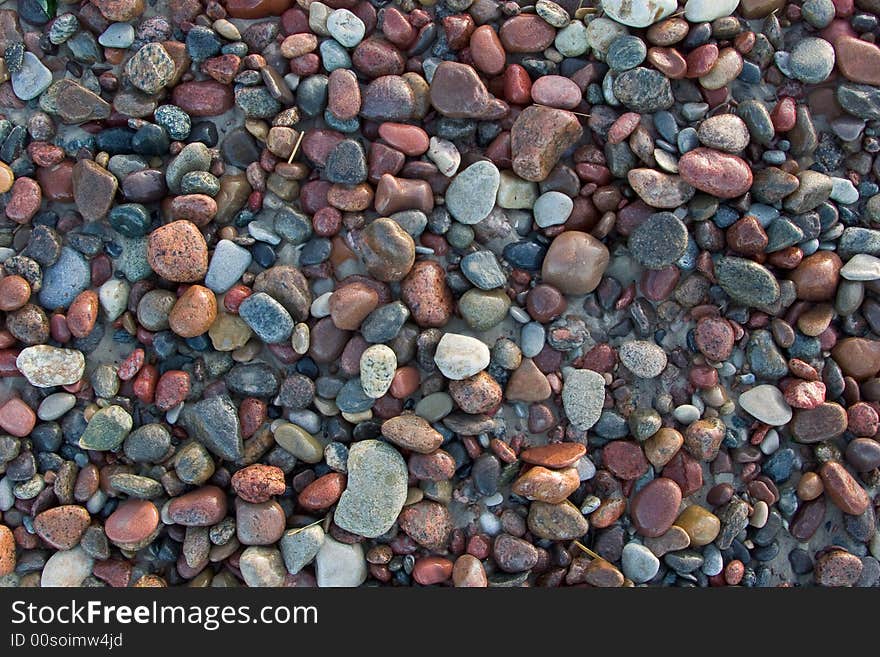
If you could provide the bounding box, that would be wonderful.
[41,547,94,587]
[483,493,504,507]
[673,404,701,424]
[326,8,365,48]
[830,176,859,205]
[310,291,332,318]
[841,254,880,281]
[759,429,780,455]
[684,0,740,23]
[99,278,129,321]
[426,137,460,177]
[479,510,503,535]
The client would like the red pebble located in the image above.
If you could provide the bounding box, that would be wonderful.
[223,284,252,313]
[239,397,267,438]
[724,560,745,585]
[132,364,157,404]
[117,348,145,381]
[848,402,879,437]
[154,370,190,411]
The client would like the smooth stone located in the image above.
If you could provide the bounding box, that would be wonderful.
[239,546,286,587]
[445,161,500,225]
[238,292,293,344]
[434,333,490,380]
[628,212,688,269]
[627,169,695,208]
[562,368,606,430]
[789,37,835,84]
[280,525,325,574]
[841,254,880,281]
[684,0,739,22]
[619,341,667,378]
[179,395,243,461]
[205,240,252,293]
[16,346,85,387]
[601,0,677,28]
[39,247,90,309]
[715,256,780,306]
[360,345,397,398]
[333,440,407,538]
[315,537,367,587]
[621,542,660,583]
[533,191,573,228]
[11,52,52,101]
[78,405,132,451]
[541,231,610,296]
[738,385,793,425]
[40,547,94,587]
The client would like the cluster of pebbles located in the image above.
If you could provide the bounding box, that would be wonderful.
[1,0,880,588]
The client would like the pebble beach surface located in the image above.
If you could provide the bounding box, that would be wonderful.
[0,0,878,589]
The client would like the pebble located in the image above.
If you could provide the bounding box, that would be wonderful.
[315,537,367,587]
[16,346,85,388]
[678,148,752,198]
[619,341,667,378]
[39,247,90,310]
[562,368,605,430]
[601,0,677,28]
[789,38,836,84]
[628,212,688,269]
[205,240,252,293]
[542,231,610,295]
[434,333,490,380]
[360,344,396,398]
[840,254,880,281]
[631,478,683,537]
[147,220,208,283]
[533,191,573,228]
[621,542,660,583]
[239,293,294,344]
[334,440,407,537]
[684,0,739,22]
[738,385,793,425]
[11,52,52,101]
[41,547,94,587]
[445,161,500,225]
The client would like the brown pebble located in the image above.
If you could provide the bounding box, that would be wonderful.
[147,220,209,283]
[33,505,91,550]
[169,285,217,338]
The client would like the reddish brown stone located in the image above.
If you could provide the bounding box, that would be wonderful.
[694,316,735,361]
[230,465,286,504]
[297,472,346,510]
[167,486,228,526]
[630,478,683,538]
[819,461,870,515]
[33,505,91,550]
[171,81,235,117]
[602,441,649,480]
[498,15,554,53]
[147,220,209,283]
[105,499,160,545]
[790,251,842,302]
[511,465,579,503]
[400,260,453,328]
[521,443,586,469]
[413,556,454,585]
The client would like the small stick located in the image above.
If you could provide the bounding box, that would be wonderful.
[572,540,602,561]
[534,103,591,118]
[286,517,324,536]
[287,130,305,164]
